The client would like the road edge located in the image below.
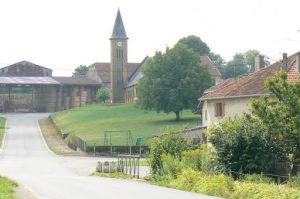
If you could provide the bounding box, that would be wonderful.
[36,120,56,156]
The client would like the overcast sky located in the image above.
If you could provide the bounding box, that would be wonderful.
[0,0,299,76]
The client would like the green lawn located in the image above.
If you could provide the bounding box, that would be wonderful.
[0,117,6,147]
[0,176,17,199]
[51,104,200,146]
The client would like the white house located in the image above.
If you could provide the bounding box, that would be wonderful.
[200,52,300,128]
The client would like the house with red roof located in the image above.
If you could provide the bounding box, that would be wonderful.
[200,52,300,128]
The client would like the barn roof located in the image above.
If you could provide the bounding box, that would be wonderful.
[2,61,52,71]
[52,76,100,86]
[0,77,59,85]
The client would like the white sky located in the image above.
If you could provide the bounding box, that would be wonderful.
[0,0,299,76]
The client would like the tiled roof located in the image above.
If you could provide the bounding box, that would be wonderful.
[88,62,140,84]
[201,52,300,100]
[200,56,222,77]
[52,76,100,86]
[2,60,52,71]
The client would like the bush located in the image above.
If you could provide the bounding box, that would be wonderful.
[169,169,234,198]
[242,174,274,184]
[232,182,300,199]
[195,173,235,198]
[169,169,202,191]
[182,144,218,173]
[149,130,189,175]
[287,176,300,188]
[161,154,183,179]
[209,114,286,176]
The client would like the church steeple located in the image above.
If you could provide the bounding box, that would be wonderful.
[110,9,128,103]
[111,9,128,39]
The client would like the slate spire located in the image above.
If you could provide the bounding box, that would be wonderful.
[111,9,128,39]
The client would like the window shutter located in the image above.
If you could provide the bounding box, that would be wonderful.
[214,103,217,116]
[222,103,225,117]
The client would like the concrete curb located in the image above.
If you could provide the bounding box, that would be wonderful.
[17,183,43,199]
[36,120,56,156]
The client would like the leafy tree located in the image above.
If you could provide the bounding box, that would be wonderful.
[96,87,110,103]
[251,71,300,175]
[178,35,225,69]
[220,53,249,79]
[73,65,88,76]
[209,52,225,67]
[245,49,260,72]
[209,114,286,176]
[178,35,210,55]
[137,43,213,120]
[220,50,270,79]
[245,49,270,73]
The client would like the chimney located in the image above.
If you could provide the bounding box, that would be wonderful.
[282,53,288,71]
[255,55,264,71]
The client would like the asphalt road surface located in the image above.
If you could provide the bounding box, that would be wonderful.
[0,113,218,199]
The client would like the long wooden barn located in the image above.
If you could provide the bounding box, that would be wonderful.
[0,61,100,112]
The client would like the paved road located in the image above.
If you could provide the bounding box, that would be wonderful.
[0,113,218,199]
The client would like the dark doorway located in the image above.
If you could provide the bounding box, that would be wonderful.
[0,85,34,112]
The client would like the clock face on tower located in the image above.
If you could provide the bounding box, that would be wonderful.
[117,41,122,47]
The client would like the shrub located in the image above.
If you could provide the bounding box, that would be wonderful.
[232,182,300,199]
[242,174,274,184]
[149,130,189,175]
[182,144,218,173]
[287,176,300,188]
[169,169,235,198]
[209,114,286,176]
[96,87,110,103]
[161,154,183,179]
[169,169,202,191]
[195,173,235,198]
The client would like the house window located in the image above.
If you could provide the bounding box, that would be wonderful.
[214,102,225,117]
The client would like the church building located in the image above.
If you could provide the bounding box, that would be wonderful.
[87,10,147,103]
[87,10,222,104]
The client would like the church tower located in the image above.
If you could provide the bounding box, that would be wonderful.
[110,9,128,103]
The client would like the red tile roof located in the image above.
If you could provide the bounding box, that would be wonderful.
[200,56,222,77]
[88,62,140,84]
[201,52,300,100]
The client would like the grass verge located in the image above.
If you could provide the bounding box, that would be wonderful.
[0,176,18,199]
[91,172,134,179]
[51,104,200,146]
[38,118,80,156]
[0,117,6,147]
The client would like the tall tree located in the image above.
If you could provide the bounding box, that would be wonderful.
[245,49,270,73]
[177,35,210,55]
[245,49,260,72]
[73,65,88,76]
[251,71,300,175]
[209,52,225,67]
[178,35,225,69]
[137,43,213,121]
[220,53,249,79]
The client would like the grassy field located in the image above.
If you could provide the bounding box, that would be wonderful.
[51,104,200,146]
[0,176,17,199]
[0,117,6,147]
